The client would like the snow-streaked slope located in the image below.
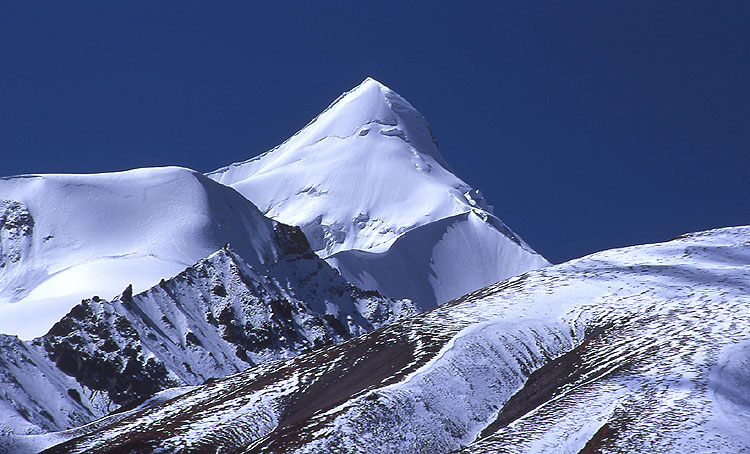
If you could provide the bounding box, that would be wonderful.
[0,236,413,453]
[0,167,283,338]
[49,226,750,453]
[208,78,548,307]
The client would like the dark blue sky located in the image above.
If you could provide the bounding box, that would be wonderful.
[2,2,749,263]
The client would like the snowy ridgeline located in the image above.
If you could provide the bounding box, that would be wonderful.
[208,78,548,308]
[43,226,750,454]
[0,232,414,453]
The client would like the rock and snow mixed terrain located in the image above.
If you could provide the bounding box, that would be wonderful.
[0,160,416,453]
[41,226,750,454]
[208,78,548,308]
[0,229,411,453]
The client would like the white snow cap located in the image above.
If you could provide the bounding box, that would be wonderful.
[290,77,450,169]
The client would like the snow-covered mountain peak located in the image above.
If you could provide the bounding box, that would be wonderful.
[300,77,447,167]
[212,77,446,178]
[207,78,515,259]
[208,79,548,307]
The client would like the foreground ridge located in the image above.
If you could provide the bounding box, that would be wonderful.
[44,226,750,453]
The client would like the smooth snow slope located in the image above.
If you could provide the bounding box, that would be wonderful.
[208,78,548,308]
[328,211,543,308]
[0,167,282,338]
[51,226,750,454]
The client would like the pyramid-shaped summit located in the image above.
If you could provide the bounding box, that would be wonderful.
[211,78,449,181]
[282,77,450,169]
[208,78,548,309]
